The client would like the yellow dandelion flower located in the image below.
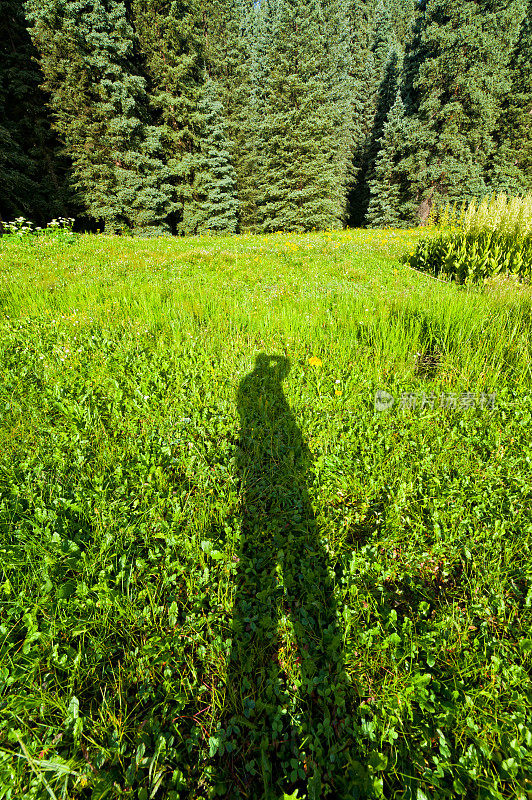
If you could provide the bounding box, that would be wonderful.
[335,389,342,396]
[308,356,322,367]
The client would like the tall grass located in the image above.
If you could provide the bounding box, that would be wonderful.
[409,192,532,286]
[0,228,531,800]
[460,193,532,238]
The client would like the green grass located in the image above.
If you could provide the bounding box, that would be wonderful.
[407,193,532,286]
[1,227,532,800]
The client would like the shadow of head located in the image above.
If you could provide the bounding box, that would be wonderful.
[252,353,290,382]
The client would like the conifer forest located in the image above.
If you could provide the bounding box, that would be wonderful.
[1,0,531,236]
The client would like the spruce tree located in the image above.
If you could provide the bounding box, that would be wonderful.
[348,0,408,227]
[372,0,397,81]
[182,77,239,234]
[323,0,355,226]
[0,0,69,225]
[387,0,415,48]
[203,0,258,231]
[363,49,401,224]
[258,0,353,232]
[25,0,174,234]
[347,0,377,226]
[237,0,273,231]
[131,0,206,234]
[395,0,528,225]
[485,2,532,193]
[366,91,412,227]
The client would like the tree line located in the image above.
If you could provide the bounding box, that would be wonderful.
[1,0,531,235]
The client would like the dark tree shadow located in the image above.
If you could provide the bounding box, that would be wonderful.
[214,353,350,799]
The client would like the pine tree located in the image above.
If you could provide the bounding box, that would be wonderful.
[347,0,377,226]
[0,0,70,225]
[131,0,206,234]
[485,2,532,193]
[25,0,174,234]
[257,0,354,232]
[395,0,528,225]
[203,0,259,231]
[366,91,412,227]
[182,77,239,234]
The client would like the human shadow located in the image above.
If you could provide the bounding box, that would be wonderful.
[214,353,350,798]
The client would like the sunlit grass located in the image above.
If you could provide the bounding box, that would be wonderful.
[1,227,531,800]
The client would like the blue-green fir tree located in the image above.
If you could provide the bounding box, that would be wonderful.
[361,44,401,226]
[25,0,174,234]
[257,0,354,232]
[387,0,416,47]
[394,0,528,225]
[366,91,412,227]
[182,77,239,234]
[203,0,258,231]
[347,0,377,226]
[349,0,408,227]
[324,0,355,225]
[131,0,206,234]
[236,0,273,231]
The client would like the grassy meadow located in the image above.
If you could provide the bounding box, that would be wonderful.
[1,227,532,800]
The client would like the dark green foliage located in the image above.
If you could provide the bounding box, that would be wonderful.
[237,0,274,231]
[203,0,257,230]
[257,0,354,232]
[387,0,416,46]
[395,0,528,226]
[347,0,377,226]
[366,91,412,227]
[182,77,239,234]
[349,0,409,228]
[0,0,70,225]
[324,0,356,225]
[3,0,532,232]
[486,2,532,194]
[24,0,175,234]
[372,0,398,80]
[362,48,402,225]
[131,0,207,235]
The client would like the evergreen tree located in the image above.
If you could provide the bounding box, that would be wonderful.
[182,77,239,234]
[387,0,415,47]
[486,2,532,193]
[348,0,407,227]
[0,0,70,225]
[203,0,259,231]
[237,0,271,231]
[366,91,412,227]
[372,0,397,80]
[347,0,377,226]
[323,0,355,225]
[257,0,354,232]
[131,0,206,234]
[395,0,528,225]
[25,0,174,234]
[363,48,401,223]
